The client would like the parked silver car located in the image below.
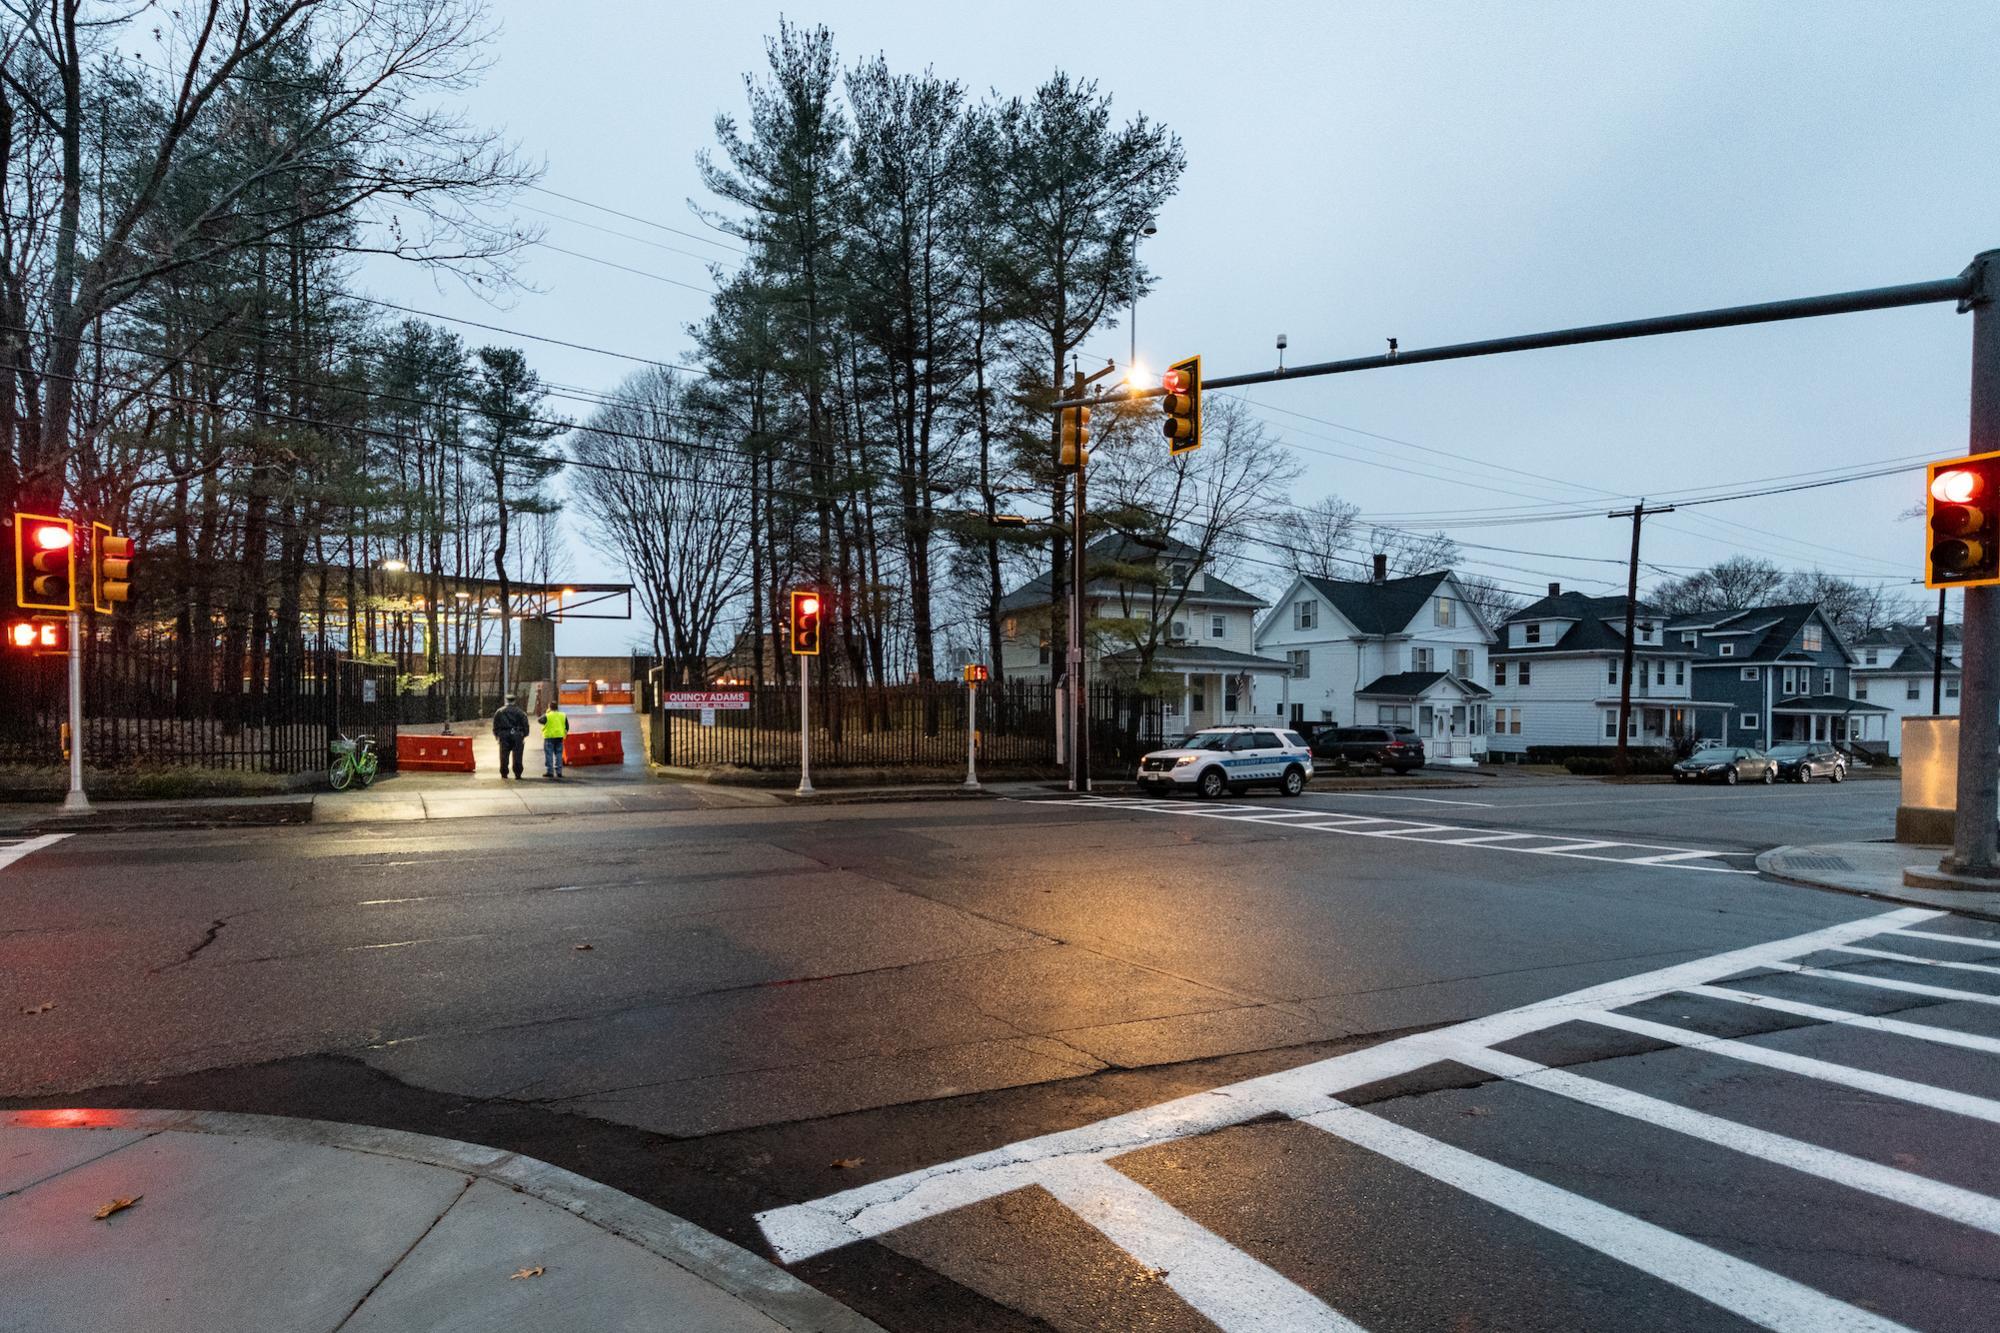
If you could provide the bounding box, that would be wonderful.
[1672,746,1778,785]
[1767,742,1847,784]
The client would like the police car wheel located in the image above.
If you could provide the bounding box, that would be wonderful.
[1281,766,1306,797]
[1197,767,1227,799]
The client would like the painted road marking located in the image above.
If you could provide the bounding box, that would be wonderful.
[762,908,1964,1332]
[1762,961,2000,1008]
[1585,1011,2000,1126]
[1298,1101,1911,1333]
[1686,983,2000,1056]
[1828,943,2000,977]
[1888,926,2000,948]
[1039,1158,1365,1333]
[0,834,67,872]
[1305,792,1495,808]
[1030,795,1754,874]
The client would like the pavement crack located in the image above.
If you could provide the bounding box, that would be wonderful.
[151,917,233,973]
[331,1173,475,1330]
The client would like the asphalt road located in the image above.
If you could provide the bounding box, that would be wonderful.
[3,775,1995,1331]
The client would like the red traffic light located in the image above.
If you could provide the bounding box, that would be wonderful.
[1932,469,1983,505]
[31,523,72,551]
[800,595,820,616]
[1161,368,1188,395]
[790,589,822,656]
[15,514,76,611]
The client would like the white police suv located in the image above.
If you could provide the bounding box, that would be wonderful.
[1135,725,1315,799]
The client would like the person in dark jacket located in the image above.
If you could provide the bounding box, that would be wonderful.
[492,695,530,779]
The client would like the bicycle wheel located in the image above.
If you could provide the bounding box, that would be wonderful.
[357,755,379,788]
[329,759,354,791]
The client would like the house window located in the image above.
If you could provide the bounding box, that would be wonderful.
[1413,647,1434,672]
[1168,562,1191,586]
[1720,643,1735,657]
[1740,713,1760,730]
[1507,708,1523,735]
[1525,623,1542,644]
[1191,691,1205,712]
[1780,668,1796,695]
[1293,599,1316,630]
[1494,706,1524,735]
[1907,681,1921,700]
[1603,711,1634,739]
[1493,661,1507,687]
[1038,635,1050,665]
[1435,597,1455,627]
[1608,660,1619,685]
[1948,680,1961,699]
[1803,624,1823,651]
[1003,616,1018,639]
[1855,681,1868,699]
[1320,709,1334,722]
[1454,648,1472,678]
[1378,705,1412,724]
[1682,632,1697,646]
[1674,661,1685,685]
[1655,660,1666,685]
[1210,614,1227,639]
[1287,649,1310,677]
[1865,649,1878,665]
[1740,666,1759,681]
[1823,669,1834,695]
[1224,683,1239,713]
[1518,661,1531,685]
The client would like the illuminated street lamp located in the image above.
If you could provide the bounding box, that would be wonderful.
[380,557,408,572]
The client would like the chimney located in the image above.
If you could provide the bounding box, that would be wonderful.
[1548,582,1561,597]
[1372,553,1388,584]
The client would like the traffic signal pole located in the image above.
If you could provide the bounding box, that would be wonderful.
[1609,500,1673,776]
[1947,250,2000,877]
[63,608,85,813]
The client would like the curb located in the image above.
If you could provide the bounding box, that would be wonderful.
[12,796,317,836]
[5,1107,883,1333]
[1754,845,2000,924]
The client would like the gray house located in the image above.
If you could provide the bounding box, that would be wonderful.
[1668,603,1890,748]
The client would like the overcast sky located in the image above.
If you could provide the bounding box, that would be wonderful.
[365,1,2000,655]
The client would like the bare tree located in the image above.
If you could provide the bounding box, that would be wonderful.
[1651,555,1788,615]
[1370,527,1459,577]
[1779,569,1915,638]
[1270,496,1361,578]
[568,368,751,687]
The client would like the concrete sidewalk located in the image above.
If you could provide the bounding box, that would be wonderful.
[0,1108,879,1333]
[1758,840,2000,920]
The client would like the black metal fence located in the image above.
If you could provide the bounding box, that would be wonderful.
[0,634,401,774]
[653,678,1163,775]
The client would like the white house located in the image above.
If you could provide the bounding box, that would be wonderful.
[1253,558,1494,763]
[1486,587,1732,756]
[998,533,1295,733]
[1852,623,1960,756]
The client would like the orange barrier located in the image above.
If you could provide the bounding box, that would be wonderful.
[397,734,475,773]
[563,729,624,766]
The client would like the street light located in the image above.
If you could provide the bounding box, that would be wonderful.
[1129,222,1157,375]
[380,557,408,572]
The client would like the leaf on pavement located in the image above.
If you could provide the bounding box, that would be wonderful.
[509,1265,545,1280]
[573,943,594,951]
[92,1195,141,1220]
[829,1157,864,1170]
[20,1001,54,1015]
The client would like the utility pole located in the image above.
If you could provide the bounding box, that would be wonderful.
[1069,369,1090,794]
[1947,250,2000,878]
[1608,500,1673,777]
[63,608,85,813]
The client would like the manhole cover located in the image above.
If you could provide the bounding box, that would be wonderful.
[1782,854,1853,872]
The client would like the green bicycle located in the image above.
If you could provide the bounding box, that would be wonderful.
[328,733,380,791]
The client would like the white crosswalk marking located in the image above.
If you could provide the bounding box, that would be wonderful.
[1829,943,2000,976]
[0,834,67,872]
[761,906,2000,1331]
[1026,794,1755,873]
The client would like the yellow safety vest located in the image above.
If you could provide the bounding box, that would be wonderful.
[542,710,569,740]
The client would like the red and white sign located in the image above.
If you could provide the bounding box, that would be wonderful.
[663,690,750,711]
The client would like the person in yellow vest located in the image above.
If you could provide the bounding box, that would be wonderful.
[540,701,569,779]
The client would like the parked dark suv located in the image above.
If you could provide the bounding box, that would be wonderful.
[1310,726,1426,774]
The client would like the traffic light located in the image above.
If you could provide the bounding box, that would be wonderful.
[14,514,75,611]
[1059,404,1091,469]
[91,521,134,613]
[790,589,821,656]
[4,616,64,653]
[1926,450,2000,588]
[1162,355,1201,455]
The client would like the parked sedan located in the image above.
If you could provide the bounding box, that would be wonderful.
[1768,742,1847,784]
[1672,746,1779,785]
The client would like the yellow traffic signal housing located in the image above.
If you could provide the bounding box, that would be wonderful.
[1059,405,1091,469]
[15,513,76,612]
[790,589,822,655]
[962,663,989,684]
[1926,450,2000,588]
[92,521,134,613]
[1162,355,1201,455]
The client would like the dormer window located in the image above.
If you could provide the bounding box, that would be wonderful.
[1525,623,1542,644]
[1719,643,1735,657]
[1168,562,1191,587]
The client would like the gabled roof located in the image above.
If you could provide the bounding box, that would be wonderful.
[1770,693,1891,714]
[1496,590,1667,656]
[1300,570,1451,636]
[1854,621,1961,649]
[1508,590,1640,623]
[1858,641,1958,675]
[997,533,1267,615]
[1672,603,1840,664]
[1354,670,1493,700]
